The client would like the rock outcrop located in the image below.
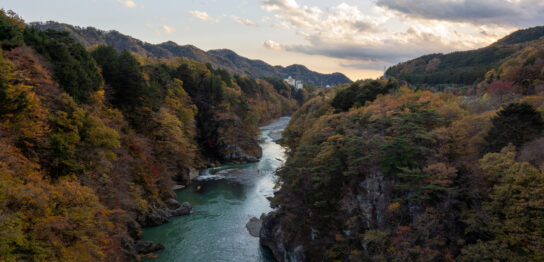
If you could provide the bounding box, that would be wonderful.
[259,171,396,262]
[260,211,306,262]
[169,202,192,216]
[139,200,192,227]
[220,144,262,163]
[172,185,186,191]
[173,167,200,185]
[135,241,165,254]
[246,216,263,237]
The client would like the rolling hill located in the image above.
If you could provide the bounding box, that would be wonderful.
[385,26,544,85]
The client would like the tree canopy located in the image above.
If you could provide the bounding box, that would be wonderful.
[484,102,544,153]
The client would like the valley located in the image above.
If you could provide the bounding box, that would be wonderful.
[1,5,544,262]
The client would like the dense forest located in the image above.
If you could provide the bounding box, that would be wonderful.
[261,27,544,261]
[0,10,309,261]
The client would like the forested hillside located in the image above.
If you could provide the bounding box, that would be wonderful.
[261,28,544,261]
[29,21,352,86]
[385,26,544,86]
[0,10,307,261]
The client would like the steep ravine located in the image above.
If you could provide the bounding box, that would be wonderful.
[140,117,291,261]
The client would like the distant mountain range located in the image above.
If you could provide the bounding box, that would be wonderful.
[385,26,544,85]
[30,21,352,86]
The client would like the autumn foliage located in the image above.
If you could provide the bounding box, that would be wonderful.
[273,74,544,260]
[0,10,307,261]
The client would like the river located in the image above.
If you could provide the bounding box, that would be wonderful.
[141,116,290,262]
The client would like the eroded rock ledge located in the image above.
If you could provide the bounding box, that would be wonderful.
[139,199,192,227]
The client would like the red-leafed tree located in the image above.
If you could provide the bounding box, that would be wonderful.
[488,81,515,104]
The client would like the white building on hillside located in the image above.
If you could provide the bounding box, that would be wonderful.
[295,80,303,90]
[284,76,303,89]
[285,76,296,86]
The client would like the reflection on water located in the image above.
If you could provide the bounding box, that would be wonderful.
[142,117,290,262]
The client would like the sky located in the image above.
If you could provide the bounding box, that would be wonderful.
[2,0,544,81]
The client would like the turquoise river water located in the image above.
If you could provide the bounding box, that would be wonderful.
[141,117,290,262]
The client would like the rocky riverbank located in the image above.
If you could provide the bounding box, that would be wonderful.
[135,199,192,257]
[140,117,291,261]
[139,199,193,227]
[136,149,265,258]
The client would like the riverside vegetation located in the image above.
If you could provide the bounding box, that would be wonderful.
[260,26,544,261]
[0,10,310,261]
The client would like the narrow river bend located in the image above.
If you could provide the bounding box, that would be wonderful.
[142,117,290,262]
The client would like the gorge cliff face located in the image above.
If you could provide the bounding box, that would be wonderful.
[261,73,544,260]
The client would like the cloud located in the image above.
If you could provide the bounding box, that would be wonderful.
[117,0,136,8]
[263,40,284,51]
[280,29,450,63]
[261,1,381,36]
[261,0,520,69]
[162,25,175,34]
[231,15,257,26]
[188,10,221,23]
[376,0,544,27]
[261,0,324,30]
[339,60,388,71]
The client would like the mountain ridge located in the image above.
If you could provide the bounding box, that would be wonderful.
[385,26,544,85]
[29,21,352,86]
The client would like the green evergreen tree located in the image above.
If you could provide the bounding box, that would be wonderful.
[484,102,544,153]
[24,28,103,103]
[113,50,147,108]
[331,79,398,112]
[0,9,25,49]
[90,45,118,83]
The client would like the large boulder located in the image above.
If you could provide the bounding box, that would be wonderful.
[165,198,181,209]
[246,216,263,237]
[169,202,192,216]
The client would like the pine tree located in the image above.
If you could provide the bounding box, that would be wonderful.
[484,102,544,153]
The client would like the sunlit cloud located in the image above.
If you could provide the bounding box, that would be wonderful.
[263,40,283,51]
[188,10,221,23]
[260,0,524,69]
[117,0,136,8]
[231,15,257,27]
[162,25,175,34]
